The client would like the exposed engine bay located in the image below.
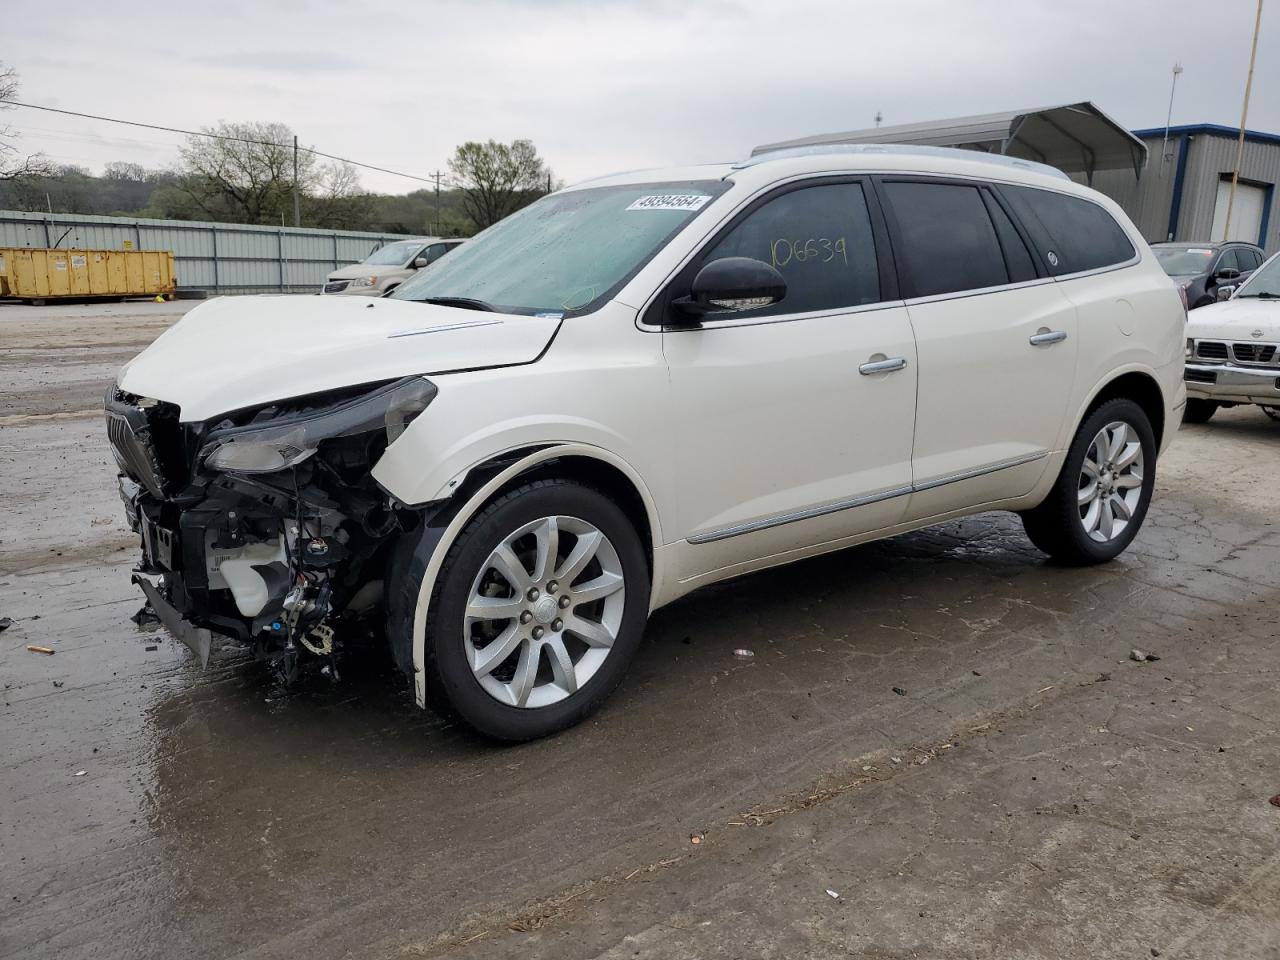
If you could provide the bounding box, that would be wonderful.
[106,376,437,681]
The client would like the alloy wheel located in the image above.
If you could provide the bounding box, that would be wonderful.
[464,515,626,708]
[1077,420,1144,543]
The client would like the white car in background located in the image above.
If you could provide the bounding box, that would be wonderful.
[1183,252,1280,422]
[322,237,464,296]
[107,144,1185,741]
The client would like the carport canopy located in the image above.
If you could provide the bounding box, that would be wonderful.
[752,101,1148,183]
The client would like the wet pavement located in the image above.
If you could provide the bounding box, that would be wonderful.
[2,300,1279,959]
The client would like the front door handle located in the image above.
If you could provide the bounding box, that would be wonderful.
[1029,329,1068,347]
[859,356,908,375]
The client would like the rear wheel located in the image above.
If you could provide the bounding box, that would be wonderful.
[421,479,649,741]
[1183,399,1219,424]
[1021,398,1156,565]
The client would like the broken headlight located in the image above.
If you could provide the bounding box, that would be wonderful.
[198,376,437,475]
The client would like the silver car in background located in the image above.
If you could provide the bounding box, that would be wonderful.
[322,237,465,296]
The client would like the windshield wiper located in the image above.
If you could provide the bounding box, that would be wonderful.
[417,296,496,312]
[1235,291,1280,299]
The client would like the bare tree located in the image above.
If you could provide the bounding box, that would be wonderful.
[448,139,550,229]
[0,62,53,181]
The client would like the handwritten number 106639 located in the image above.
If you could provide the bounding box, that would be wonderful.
[770,237,848,268]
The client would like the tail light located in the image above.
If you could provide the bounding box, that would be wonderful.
[1176,281,1190,319]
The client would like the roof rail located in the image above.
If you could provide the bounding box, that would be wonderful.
[734,142,1070,180]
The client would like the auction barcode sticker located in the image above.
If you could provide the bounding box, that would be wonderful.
[626,194,711,212]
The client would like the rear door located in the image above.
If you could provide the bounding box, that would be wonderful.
[876,177,1080,520]
[659,178,918,579]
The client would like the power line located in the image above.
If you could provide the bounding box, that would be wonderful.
[0,98,437,185]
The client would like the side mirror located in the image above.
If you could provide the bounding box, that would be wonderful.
[413,257,430,269]
[1215,267,1241,281]
[1217,284,1236,301]
[672,257,786,319]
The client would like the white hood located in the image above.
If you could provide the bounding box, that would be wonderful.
[117,295,560,422]
[1187,299,1280,340]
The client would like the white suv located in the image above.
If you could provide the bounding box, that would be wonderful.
[107,145,1186,740]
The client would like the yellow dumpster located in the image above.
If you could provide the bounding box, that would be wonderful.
[0,248,177,303]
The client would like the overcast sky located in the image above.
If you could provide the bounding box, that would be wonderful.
[6,0,1278,194]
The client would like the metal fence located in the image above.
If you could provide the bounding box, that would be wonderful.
[0,210,418,294]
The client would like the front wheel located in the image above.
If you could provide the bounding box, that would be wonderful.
[421,479,650,741]
[1020,398,1156,565]
[1183,399,1219,424]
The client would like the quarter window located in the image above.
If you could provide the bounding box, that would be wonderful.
[699,182,881,317]
[1002,185,1135,275]
[881,181,1010,297]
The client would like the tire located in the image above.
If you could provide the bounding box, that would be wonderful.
[1183,399,1218,424]
[1020,398,1156,565]
[420,479,649,741]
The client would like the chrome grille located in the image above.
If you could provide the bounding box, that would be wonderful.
[1195,341,1229,361]
[105,395,166,498]
[323,280,349,294]
[1231,343,1278,364]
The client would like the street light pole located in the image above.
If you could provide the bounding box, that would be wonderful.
[1224,0,1264,239]
[292,134,301,228]
[1160,63,1183,174]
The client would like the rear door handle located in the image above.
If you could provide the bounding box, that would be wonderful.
[859,356,908,375]
[1029,329,1068,346]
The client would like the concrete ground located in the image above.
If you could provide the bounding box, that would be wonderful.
[1,299,1278,960]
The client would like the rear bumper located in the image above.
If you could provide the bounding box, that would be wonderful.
[1185,363,1280,404]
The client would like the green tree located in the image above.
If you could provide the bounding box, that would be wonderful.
[448,139,550,229]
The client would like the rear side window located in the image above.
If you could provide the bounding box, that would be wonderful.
[1002,185,1135,275]
[881,181,1009,297]
[700,181,881,316]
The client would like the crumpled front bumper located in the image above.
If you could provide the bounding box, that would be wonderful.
[133,573,213,667]
[1185,362,1280,404]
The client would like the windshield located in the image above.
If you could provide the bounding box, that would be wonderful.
[390,181,727,315]
[1153,245,1215,276]
[1234,254,1280,298]
[364,241,424,266]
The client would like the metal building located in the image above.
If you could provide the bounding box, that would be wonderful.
[1088,125,1278,250]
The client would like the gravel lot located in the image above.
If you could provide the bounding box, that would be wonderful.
[2,299,1278,960]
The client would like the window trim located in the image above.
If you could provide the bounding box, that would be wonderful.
[642,174,899,331]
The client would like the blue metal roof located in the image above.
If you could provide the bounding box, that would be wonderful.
[1131,123,1280,147]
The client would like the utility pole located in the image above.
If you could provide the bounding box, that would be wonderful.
[1224,0,1264,239]
[1160,63,1183,174]
[430,170,444,235]
[292,134,301,228]
[875,111,883,128]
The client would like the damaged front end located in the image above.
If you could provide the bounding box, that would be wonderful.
[106,376,436,678]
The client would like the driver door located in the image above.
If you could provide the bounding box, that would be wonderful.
[659,178,918,583]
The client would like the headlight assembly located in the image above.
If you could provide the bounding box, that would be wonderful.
[198,377,437,475]
[350,276,378,288]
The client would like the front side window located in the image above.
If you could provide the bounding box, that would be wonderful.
[419,243,448,265]
[697,181,881,318]
[1216,248,1241,273]
[1003,185,1135,275]
[882,181,1009,297]
[391,180,727,315]
[1233,255,1280,298]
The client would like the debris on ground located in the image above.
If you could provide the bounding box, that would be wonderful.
[131,604,161,629]
[143,645,158,652]
[1130,649,1161,662]
[825,889,841,900]
[890,756,902,764]
[25,645,55,656]
[52,681,63,688]
[73,770,86,777]
[689,831,704,845]
[0,617,11,632]
[1269,794,1280,808]
[892,686,907,696]
[732,648,754,661]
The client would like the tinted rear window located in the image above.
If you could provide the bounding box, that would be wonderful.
[881,181,1009,297]
[1002,185,1135,275]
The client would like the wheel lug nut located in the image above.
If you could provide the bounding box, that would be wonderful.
[526,587,539,601]
[532,626,545,640]
[519,611,532,624]
[547,580,558,594]
[552,618,563,632]
[559,595,571,609]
